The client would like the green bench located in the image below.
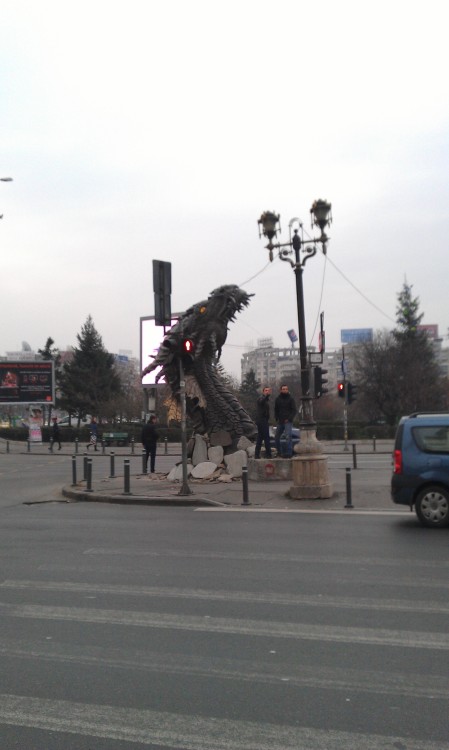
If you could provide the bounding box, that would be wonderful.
[102,432,129,447]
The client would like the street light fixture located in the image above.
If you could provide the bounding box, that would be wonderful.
[257,200,333,499]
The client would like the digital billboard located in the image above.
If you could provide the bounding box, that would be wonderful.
[0,361,55,404]
[140,315,180,387]
[340,328,373,344]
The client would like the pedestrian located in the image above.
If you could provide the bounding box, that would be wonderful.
[255,386,272,459]
[274,384,297,458]
[141,415,159,473]
[87,417,98,451]
[49,417,62,450]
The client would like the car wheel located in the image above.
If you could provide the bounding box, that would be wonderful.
[415,485,449,528]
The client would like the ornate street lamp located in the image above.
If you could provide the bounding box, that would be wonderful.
[257,200,333,499]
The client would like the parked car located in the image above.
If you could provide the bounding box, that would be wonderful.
[391,412,449,528]
[57,414,92,427]
[269,426,301,456]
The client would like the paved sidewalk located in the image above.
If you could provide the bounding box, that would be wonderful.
[61,456,397,513]
[2,438,400,512]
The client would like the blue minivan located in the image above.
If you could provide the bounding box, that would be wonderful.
[391,413,449,528]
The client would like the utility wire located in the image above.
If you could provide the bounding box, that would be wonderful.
[325,254,396,324]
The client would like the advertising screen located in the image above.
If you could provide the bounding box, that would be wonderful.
[140,316,180,387]
[0,361,55,404]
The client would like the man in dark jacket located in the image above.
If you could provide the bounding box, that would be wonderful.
[141,415,159,473]
[274,384,297,458]
[49,417,62,450]
[255,386,272,459]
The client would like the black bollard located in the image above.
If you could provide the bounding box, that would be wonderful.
[86,458,93,492]
[372,435,376,452]
[49,438,54,453]
[75,438,79,454]
[27,439,31,453]
[6,440,10,453]
[241,465,251,506]
[344,467,354,508]
[83,453,88,481]
[164,437,168,455]
[71,456,77,486]
[352,443,358,470]
[109,451,115,478]
[142,449,147,475]
[101,440,105,455]
[124,459,131,495]
[131,437,135,455]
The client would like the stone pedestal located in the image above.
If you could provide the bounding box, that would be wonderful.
[288,424,333,499]
[288,454,333,499]
[247,458,292,481]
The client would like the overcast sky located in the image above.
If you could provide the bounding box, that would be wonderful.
[1,0,448,378]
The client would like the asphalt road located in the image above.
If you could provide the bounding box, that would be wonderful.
[0,453,448,749]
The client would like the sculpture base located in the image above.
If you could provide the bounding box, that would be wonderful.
[288,454,333,499]
[247,458,293,481]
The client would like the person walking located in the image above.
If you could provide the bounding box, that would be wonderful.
[141,415,159,473]
[274,384,297,458]
[87,417,98,451]
[49,417,62,450]
[255,386,272,459]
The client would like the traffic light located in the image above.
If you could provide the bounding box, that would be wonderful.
[182,339,195,357]
[347,382,357,404]
[152,260,172,326]
[337,382,345,398]
[314,366,329,398]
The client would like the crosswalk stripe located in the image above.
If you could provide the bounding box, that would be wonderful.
[1,602,449,650]
[2,578,449,614]
[0,693,447,749]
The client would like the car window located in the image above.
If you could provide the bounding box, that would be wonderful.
[412,425,449,454]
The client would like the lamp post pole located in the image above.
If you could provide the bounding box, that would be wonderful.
[292,233,312,425]
[258,201,333,499]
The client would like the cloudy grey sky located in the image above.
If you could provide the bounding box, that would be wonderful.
[1,0,448,378]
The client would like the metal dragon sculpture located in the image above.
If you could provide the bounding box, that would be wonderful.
[142,284,257,447]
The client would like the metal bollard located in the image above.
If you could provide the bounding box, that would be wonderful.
[75,438,79,454]
[27,440,31,453]
[109,451,116,478]
[124,459,131,495]
[131,437,135,455]
[164,437,168,455]
[344,467,354,508]
[71,456,77,486]
[86,458,93,492]
[241,465,251,506]
[373,435,376,452]
[6,440,10,453]
[101,440,105,455]
[83,453,88,481]
[49,438,54,453]
[352,443,358,470]
[142,449,147,475]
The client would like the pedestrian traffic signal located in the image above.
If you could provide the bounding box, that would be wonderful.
[337,382,345,398]
[182,338,195,355]
[314,366,329,398]
[347,382,357,404]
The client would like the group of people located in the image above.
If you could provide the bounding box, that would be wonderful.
[255,383,298,459]
[49,387,294,467]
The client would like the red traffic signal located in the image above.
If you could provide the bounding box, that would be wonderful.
[182,339,194,354]
[337,382,345,398]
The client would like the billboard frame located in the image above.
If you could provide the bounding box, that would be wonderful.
[0,360,55,405]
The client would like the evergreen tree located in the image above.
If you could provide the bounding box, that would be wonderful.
[59,316,122,422]
[239,369,260,421]
[394,281,424,340]
[353,282,446,424]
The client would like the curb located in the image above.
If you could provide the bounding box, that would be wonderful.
[61,486,228,507]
